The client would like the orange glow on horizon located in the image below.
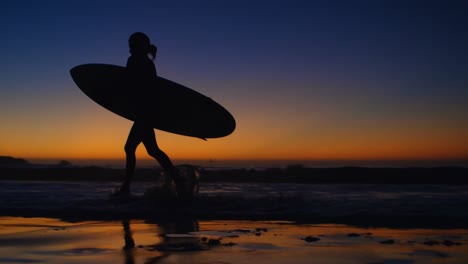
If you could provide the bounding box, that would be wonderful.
[3,118,467,163]
[2,95,467,164]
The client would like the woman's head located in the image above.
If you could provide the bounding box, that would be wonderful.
[129,32,157,60]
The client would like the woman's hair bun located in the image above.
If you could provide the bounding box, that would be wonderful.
[149,44,157,60]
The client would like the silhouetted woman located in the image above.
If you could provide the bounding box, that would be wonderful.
[114,32,178,196]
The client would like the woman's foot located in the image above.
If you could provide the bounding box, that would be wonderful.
[111,185,130,197]
[170,166,200,203]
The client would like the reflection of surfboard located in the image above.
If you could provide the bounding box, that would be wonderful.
[70,64,235,139]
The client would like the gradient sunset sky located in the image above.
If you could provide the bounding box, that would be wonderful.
[1,0,467,167]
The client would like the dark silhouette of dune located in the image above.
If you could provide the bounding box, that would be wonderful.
[0,156,30,167]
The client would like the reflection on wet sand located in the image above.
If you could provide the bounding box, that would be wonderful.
[122,218,201,263]
[122,220,136,264]
[0,217,467,264]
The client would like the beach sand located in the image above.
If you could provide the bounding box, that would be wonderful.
[0,217,467,264]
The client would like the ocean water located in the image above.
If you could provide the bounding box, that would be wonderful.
[0,180,467,228]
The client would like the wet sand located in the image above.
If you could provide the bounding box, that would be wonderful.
[0,217,467,264]
[1,180,468,263]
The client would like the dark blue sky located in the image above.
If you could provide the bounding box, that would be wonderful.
[1,0,467,164]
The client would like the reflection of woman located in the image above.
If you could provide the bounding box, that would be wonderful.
[122,220,135,264]
[121,219,200,263]
[113,32,178,196]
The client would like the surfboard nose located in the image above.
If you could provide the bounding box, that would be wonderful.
[70,65,88,87]
[69,66,79,82]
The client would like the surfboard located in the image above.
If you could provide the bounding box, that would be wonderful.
[70,64,235,139]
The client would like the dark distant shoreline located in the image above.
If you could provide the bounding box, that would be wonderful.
[1,166,467,184]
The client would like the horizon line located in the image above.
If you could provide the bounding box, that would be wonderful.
[16,157,468,169]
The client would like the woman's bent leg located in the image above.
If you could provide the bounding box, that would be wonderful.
[141,128,175,172]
